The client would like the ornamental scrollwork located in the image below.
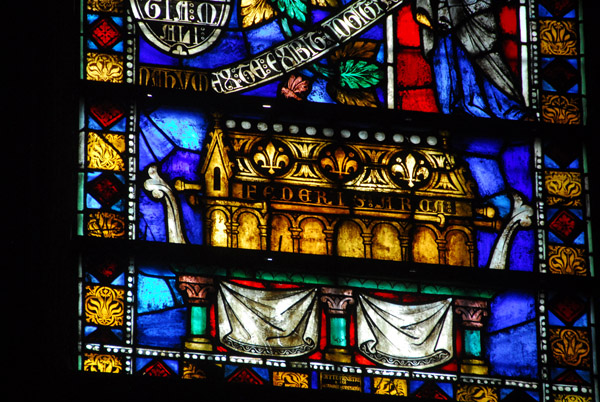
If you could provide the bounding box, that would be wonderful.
[87,132,126,171]
[87,211,126,238]
[541,95,581,125]
[548,245,587,276]
[182,363,208,379]
[539,20,578,56]
[273,372,310,388]
[86,52,124,82]
[87,0,124,13]
[85,285,125,326]
[554,394,592,402]
[83,353,123,373]
[457,385,498,402]
[545,171,582,206]
[549,328,591,368]
[373,377,408,396]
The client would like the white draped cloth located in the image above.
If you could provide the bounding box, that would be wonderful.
[217,282,319,357]
[357,294,453,368]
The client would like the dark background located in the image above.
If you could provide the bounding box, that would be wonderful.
[13,1,598,400]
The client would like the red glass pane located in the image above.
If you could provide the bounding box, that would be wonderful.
[398,88,439,113]
[143,361,173,377]
[499,6,518,36]
[396,49,433,87]
[90,101,125,129]
[229,279,266,288]
[354,353,376,366]
[503,39,519,76]
[210,305,217,337]
[319,311,327,350]
[349,312,355,346]
[91,17,121,48]
[396,4,421,47]
[270,283,301,289]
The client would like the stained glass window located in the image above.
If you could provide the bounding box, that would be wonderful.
[81,0,587,122]
[75,0,597,401]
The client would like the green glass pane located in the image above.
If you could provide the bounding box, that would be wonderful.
[464,329,482,357]
[190,306,207,336]
[330,317,347,347]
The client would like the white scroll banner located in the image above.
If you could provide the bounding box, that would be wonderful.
[357,294,453,368]
[217,281,319,357]
[211,0,406,94]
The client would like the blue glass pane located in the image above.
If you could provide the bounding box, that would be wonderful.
[86,194,102,209]
[487,321,538,378]
[502,145,533,200]
[161,150,203,182]
[363,376,371,393]
[246,21,286,55]
[139,38,180,65]
[488,291,536,332]
[508,230,535,272]
[242,81,280,97]
[307,79,335,103]
[185,31,248,69]
[459,137,504,156]
[136,308,187,347]
[465,157,505,197]
[112,273,126,286]
[476,231,497,268]
[488,194,511,218]
[180,195,204,244]
[139,191,167,242]
[548,311,565,326]
[137,274,178,313]
[148,108,208,150]
[438,383,453,398]
[360,24,383,40]
[139,115,175,164]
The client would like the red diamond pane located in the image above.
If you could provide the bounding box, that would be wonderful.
[91,18,121,48]
[548,210,581,241]
[555,369,588,384]
[88,173,123,207]
[90,102,125,128]
[143,361,173,377]
[539,0,576,17]
[548,293,586,324]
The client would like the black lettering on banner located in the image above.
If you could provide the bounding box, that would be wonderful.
[211,0,405,93]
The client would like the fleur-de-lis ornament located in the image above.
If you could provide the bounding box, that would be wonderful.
[320,146,359,180]
[390,152,430,188]
[253,141,290,175]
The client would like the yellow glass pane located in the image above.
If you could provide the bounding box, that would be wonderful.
[336,220,364,258]
[372,223,403,261]
[412,226,439,264]
[87,132,126,171]
[237,212,261,250]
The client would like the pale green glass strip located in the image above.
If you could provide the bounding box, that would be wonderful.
[464,329,482,357]
[190,306,207,336]
[330,317,347,347]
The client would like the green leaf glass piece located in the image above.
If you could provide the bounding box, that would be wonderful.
[271,0,307,23]
[338,59,382,89]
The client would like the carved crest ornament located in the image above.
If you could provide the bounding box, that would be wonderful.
[129,0,233,56]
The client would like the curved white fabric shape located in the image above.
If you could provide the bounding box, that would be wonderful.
[217,282,319,357]
[357,294,453,368]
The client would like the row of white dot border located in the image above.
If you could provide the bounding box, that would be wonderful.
[225,119,441,147]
